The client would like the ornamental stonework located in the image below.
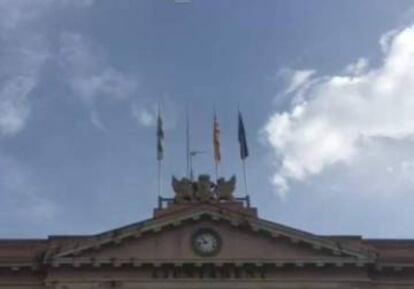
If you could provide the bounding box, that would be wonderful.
[0,176,413,288]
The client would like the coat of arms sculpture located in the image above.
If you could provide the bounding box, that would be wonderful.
[172,174,236,203]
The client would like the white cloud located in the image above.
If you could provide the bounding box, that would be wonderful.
[379,29,399,53]
[0,1,132,133]
[59,32,138,129]
[0,31,50,136]
[132,104,156,127]
[131,94,178,129]
[0,0,95,33]
[264,24,414,194]
[90,109,108,132]
[60,32,138,103]
[0,0,49,31]
[0,77,35,135]
[0,153,59,222]
[0,0,96,136]
[344,58,368,75]
[281,69,315,95]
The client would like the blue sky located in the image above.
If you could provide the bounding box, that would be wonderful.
[1,0,414,238]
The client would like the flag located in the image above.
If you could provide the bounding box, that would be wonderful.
[213,112,221,163]
[156,110,164,161]
[238,111,249,160]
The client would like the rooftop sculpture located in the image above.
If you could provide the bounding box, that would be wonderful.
[172,174,236,203]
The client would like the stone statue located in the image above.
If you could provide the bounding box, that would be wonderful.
[194,174,214,202]
[172,176,194,202]
[215,175,236,201]
[171,174,236,203]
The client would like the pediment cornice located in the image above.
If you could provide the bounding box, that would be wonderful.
[44,203,376,264]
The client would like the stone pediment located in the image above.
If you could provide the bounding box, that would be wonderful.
[45,203,376,268]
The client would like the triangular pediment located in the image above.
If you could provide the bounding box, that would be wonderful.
[45,203,375,267]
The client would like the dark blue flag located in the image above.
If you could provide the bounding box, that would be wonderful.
[157,112,164,161]
[238,111,249,160]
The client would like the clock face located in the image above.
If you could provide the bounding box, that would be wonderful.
[191,228,221,256]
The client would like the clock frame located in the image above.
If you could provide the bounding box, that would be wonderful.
[191,228,222,257]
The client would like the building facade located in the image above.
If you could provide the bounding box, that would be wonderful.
[1,175,414,288]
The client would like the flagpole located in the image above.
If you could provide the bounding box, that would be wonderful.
[186,104,190,179]
[242,159,248,198]
[158,158,162,197]
[215,160,219,183]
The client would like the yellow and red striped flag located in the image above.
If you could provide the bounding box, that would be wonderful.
[213,112,221,163]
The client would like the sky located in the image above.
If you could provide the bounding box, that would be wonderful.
[1,0,414,238]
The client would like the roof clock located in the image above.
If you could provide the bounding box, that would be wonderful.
[191,228,222,257]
